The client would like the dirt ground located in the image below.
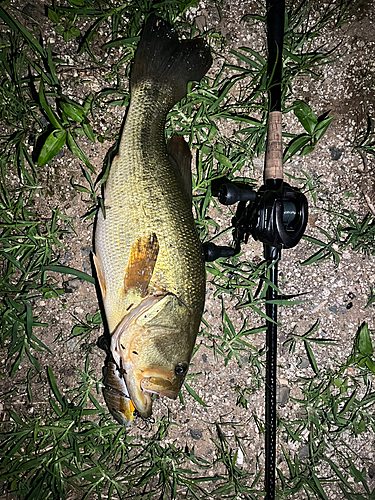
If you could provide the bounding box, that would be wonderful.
[1,0,375,498]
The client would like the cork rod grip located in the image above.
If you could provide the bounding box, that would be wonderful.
[264,111,283,181]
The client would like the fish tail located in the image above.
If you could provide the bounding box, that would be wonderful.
[131,15,212,104]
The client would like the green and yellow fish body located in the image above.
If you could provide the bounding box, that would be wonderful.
[94,15,211,423]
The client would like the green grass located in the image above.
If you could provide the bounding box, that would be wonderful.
[1,0,375,499]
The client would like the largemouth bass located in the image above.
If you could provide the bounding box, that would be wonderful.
[94,15,211,424]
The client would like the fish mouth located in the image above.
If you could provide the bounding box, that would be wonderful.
[141,376,179,399]
[125,368,179,418]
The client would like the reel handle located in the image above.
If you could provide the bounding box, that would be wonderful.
[218,183,256,206]
[203,242,236,262]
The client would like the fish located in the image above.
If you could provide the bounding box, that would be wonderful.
[102,362,135,426]
[94,15,212,423]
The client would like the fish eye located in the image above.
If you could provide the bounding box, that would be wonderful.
[175,363,188,376]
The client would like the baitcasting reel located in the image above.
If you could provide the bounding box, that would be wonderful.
[203,180,308,261]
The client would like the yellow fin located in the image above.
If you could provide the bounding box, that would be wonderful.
[124,233,159,297]
[93,253,107,299]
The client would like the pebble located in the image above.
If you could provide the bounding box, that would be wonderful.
[63,278,82,293]
[66,337,80,352]
[189,429,203,440]
[298,357,310,369]
[298,444,310,460]
[81,246,92,257]
[277,386,290,406]
[329,146,344,160]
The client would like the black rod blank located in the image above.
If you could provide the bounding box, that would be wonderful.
[267,0,285,112]
[264,246,280,499]
[265,0,285,498]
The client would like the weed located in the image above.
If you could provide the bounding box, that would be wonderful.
[278,322,375,497]
[352,115,375,165]
[302,210,375,265]
[0,1,373,499]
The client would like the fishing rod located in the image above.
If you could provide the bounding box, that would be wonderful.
[204,0,308,497]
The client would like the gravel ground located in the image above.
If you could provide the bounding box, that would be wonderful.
[1,0,375,498]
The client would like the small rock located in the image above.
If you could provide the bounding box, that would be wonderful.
[235,447,244,467]
[328,306,338,313]
[329,146,344,161]
[63,278,82,293]
[195,15,206,31]
[338,306,347,314]
[298,358,310,369]
[81,246,92,257]
[66,337,80,352]
[239,355,249,365]
[277,385,290,406]
[368,465,375,479]
[70,278,82,289]
[60,252,72,264]
[189,429,203,440]
[298,444,310,459]
[83,260,92,275]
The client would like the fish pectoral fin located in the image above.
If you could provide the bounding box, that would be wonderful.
[124,233,159,297]
[167,134,192,202]
[93,253,107,299]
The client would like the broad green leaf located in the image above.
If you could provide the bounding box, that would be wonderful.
[39,81,63,130]
[47,8,60,24]
[67,132,95,172]
[314,117,334,141]
[60,102,85,122]
[82,120,95,142]
[304,340,319,375]
[300,144,315,156]
[47,366,64,406]
[70,27,81,37]
[214,151,233,170]
[358,323,373,356]
[293,100,317,135]
[72,325,87,336]
[38,129,66,166]
[284,135,311,161]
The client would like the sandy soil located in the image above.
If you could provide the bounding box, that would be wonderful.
[1,0,375,498]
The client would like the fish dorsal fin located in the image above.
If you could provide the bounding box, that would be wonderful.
[124,233,159,297]
[167,134,192,202]
[93,253,107,299]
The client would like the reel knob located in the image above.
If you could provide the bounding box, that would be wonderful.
[218,183,256,206]
[203,242,236,262]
